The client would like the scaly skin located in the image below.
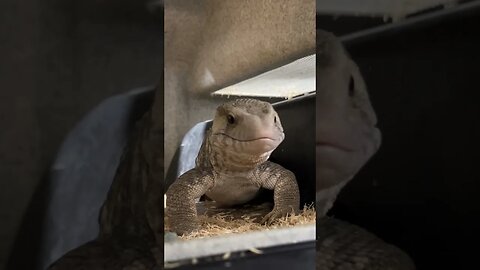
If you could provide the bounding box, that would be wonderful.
[317,217,415,270]
[166,98,300,235]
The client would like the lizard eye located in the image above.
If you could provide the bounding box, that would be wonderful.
[348,75,355,97]
[227,114,236,124]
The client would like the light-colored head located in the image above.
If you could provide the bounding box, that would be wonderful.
[316,30,382,214]
[209,99,284,170]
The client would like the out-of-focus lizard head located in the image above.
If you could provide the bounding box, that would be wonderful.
[316,30,382,214]
[211,98,285,156]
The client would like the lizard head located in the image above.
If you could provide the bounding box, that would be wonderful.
[316,30,382,214]
[210,98,284,159]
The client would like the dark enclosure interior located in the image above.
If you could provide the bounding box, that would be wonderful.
[319,3,480,269]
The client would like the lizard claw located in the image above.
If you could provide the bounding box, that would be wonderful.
[173,222,200,236]
[261,206,295,225]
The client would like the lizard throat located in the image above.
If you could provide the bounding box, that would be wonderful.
[209,142,273,172]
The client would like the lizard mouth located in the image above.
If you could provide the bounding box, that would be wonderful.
[316,126,381,190]
[316,142,354,153]
[216,133,282,142]
[214,133,284,154]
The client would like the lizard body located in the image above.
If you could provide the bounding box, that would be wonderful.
[166,98,300,235]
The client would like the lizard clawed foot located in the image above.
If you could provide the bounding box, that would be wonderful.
[169,220,201,236]
[261,206,296,225]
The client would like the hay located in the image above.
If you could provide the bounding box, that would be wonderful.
[165,201,315,240]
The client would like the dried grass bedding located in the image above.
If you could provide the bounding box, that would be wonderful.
[165,200,315,240]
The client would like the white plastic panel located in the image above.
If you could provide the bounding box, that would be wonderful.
[212,55,316,99]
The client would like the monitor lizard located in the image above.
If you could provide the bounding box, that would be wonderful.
[166,98,300,235]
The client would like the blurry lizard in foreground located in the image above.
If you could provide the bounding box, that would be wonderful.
[166,98,300,235]
[315,30,415,269]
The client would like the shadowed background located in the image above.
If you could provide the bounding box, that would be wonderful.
[0,1,162,269]
[318,2,480,269]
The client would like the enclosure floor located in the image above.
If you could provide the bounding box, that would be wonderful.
[165,201,315,240]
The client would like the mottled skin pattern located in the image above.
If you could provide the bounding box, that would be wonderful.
[316,30,415,269]
[166,99,300,235]
[48,85,164,270]
[317,218,415,270]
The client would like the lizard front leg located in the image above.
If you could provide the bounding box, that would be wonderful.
[254,161,300,225]
[165,169,214,235]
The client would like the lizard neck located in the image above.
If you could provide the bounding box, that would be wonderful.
[208,135,272,174]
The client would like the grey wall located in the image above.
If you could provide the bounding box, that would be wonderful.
[0,1,162,269]
[164,0,315,171]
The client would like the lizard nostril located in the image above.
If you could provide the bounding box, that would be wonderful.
[274,116,277,123]
[348,75,355,97]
